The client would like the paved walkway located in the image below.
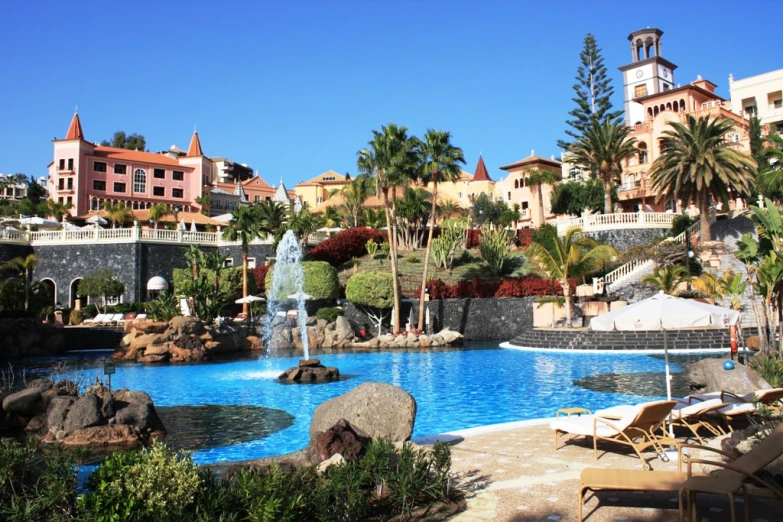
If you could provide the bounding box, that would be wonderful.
[418,420,779,522]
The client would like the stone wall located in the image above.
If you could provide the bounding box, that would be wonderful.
[0,243,34,281]
[217,244,275,267]
[586,228,670,250]
[0,318,65,359]
[339,297,538,341]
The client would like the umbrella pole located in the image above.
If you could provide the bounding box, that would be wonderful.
[663,328,675,440]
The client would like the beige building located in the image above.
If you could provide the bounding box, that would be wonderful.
[495,152,562,228]
[729,68,783,134]
[294,170,348,209]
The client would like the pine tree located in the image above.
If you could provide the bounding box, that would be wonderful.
[558,33,622,151]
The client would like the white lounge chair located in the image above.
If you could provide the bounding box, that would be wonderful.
[134,313,147,322]
[84,313,106,324]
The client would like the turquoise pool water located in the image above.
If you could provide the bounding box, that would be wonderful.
[19,345,702,465]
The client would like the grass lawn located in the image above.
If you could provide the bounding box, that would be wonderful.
[335,247,528,297]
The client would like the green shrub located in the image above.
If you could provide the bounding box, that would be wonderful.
[406,255,419,263]
[147,292,180,322]
[112,302,148,314]
[478,227,511,275]
[315,307,344,323]
[750,353,783,388]
[265,261,339,301]
[380,241,390,259]
[345,271,394,309]
[82,304,98,318]
[173,266,257,301]
[671,214,697,236]
[69,309,84,325]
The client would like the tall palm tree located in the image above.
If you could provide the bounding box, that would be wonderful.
[321,206,342,229]
[526,168,561,226]
[195,195,212,216]
[222,205,262,316]
[328,173,373,228]
[103,201,134,228]
[362,208,386,230]
[756,133,783,200]
[650,115,756,242]
[357,124,419,333]
[526,227,617,327]
[416,130,465,330]
[148,203,172,230]
[568,119,637,214]
[255,200,288,245]
[183,244,203,280]
[1,254,38,310]
[436,199,462,220]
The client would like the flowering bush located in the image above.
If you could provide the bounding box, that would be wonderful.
[307,228,387,266]
[252,265,271,294]
[415,276,575,299]
[516,228,533,247]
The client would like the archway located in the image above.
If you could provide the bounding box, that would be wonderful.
[39,278,56,308]
[69,277,82,308]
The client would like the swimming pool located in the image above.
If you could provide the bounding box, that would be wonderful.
[19,345,707,464]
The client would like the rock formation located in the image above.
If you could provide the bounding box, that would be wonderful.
[1,379,165,448]
[0,317,65,359]
[688,358,771,395]
[278,358,340,383]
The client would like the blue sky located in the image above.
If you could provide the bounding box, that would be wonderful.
[1,0,779,187]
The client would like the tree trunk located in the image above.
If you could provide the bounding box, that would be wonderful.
[698,192,711,242]
[563,279,572,327]
[241,243,249,316]
[746,267,770,353]
[381,187,401,334]
[602,177,613,214]
[24,267,30,311]
[537,184,545,227]
[418,180,439,330]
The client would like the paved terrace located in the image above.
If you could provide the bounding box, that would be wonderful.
[434,420,778,522]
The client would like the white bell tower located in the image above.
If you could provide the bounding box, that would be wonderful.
[618,28,678,125]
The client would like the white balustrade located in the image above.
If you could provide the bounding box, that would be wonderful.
[557,212,676,235]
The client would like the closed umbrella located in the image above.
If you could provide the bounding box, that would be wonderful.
[86,215,108,226]
[190,220,197,232]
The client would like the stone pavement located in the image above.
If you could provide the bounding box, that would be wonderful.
[416,420,779,522]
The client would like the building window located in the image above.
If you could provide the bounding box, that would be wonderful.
[172,171,184,181]
[93,180,106,191]
[114,164,127,174]
[153,169,165,179]
[68,158,73,170]
[634,84,648,98]
[508,191,511,200]
[94,162,107,172]
[458,192,462,199]
[66,196,72,206]
[265,196,271,201]
[172,188,183,199]
[254,195,260,202]
[247,258,256,269]
[223,258,234,267]
[58,179,64,190]
[153,186,165,197]
[67,178,73,190]
[133,169,146,193]
[663,83,671,92]
[521,201,529,210]
[58,197,64,204]
[58,159,65,170]
[114,182,126,193]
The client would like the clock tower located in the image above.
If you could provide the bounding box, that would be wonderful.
[618,28,678,125]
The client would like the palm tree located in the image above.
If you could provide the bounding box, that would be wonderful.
[222,205,262,316]
[436,199,462,220]
[1,254,38,310]
[649,115,756,242]
[195,195,212,216]
[756,133,783,200]
[641,265,692,295]
[321,206,342,230]
[183,244,203,280]
[708,269,747,311]
[288,207,319,247]
[103,201,134,228]
[526,168,561,226]
[568,119,638,214]
[510,203,522,231]
[397,186,432,251]
[328,173,372,228]
[148,203,172,230]
[362,208,386,230]
[526,227,617,327]
[416,130,465,330]
[357,124,419,333]
[46,199,71,221]
[255,200,288,246]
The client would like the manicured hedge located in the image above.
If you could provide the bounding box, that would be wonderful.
[345,271,394,308]
[307,227,387,266]
[265,261,339,301]
[414,276,575,299]
[315,306,344,322]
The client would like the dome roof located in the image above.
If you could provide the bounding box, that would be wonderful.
[147,276,169,291]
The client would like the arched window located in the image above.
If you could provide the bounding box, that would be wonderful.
[638,142,648,164]
[636,39,644,61]
[654,106,659,117]
[647,107,653,119]
[514,179,519,189]
[679,99,686,112]
[666,102,672,111]
[133,169,146,193]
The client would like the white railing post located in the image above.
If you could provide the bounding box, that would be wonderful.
[177,229,183,243]
[132,221,140,241]
[94,226,100,242]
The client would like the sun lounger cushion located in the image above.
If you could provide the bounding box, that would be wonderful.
[712,402,757,416]
[672,398,724,419]
[551,407,640,438]
[86,314,105,324]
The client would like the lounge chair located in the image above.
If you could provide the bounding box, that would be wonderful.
[577,422,783,522]
[689,388,783,431]
[107,313,124,324]
[134,313,147,322]
[551,400,677,470]
[84,313,106,325]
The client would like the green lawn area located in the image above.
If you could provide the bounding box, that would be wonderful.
[336,247,528,297]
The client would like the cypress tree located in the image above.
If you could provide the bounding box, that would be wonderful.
[558,33,622,151]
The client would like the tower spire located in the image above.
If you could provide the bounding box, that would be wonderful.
[186,130,203,157]
[65,112,84,140]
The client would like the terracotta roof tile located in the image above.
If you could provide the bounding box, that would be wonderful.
[92,146,185,167]
[187,132,204,157]
[471,156,492,182]
[65,113,84,140]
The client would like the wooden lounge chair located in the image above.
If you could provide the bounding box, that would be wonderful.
[689,388,783,431]
[577,422,783,522]
[551,400,677,470]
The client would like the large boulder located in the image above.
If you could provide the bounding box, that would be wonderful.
[2,388,44,416]
[688,358,771,395]
[314,419,371,462]
[334,316,354,345]
[309,382,416,457]
[63,392,103,431]
[166,316,206,336]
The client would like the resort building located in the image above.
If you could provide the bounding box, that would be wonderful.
[729,68,783,134]
[0,173,47,202]
[495,152,562,228]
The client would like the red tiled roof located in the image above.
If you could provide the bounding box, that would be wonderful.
[471,156,492,182]
[65,113,84,140]
[92,146,185,167]
[242,176,272,189]
[187,132,203,157]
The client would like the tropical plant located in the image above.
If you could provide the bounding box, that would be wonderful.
[365,239,379,259]
[735,232,771,352]
[478,227,512,276]
[346,271,394,336]
[362,208,386,230]
[470,192,499,227]
[146,291,180,322]
[77,270,125,315]
[183,244,203,280]
[328,173,373,228]
[550,178,615,217]
[255,200,288,246]
[380,241,390,259]
[287,207,319,247]
[526,168,561,224]
[396,186,432,251]
[103,201,134,228]
[0,254,38,310]
[756,133,783,200]
[649,115,756,241]
[148,203,172,229]
[265,261,339,301]
[321,205,342,229]
[714,269,747,311]
[526,227,617,326]
[558,32,622,150]
[430,220,465,270]
[436,199,462,219]
[357,124,419,333]
[194,195,211,216]
[641,265,692,295]
[749,198,783,252]
[315,307,344,323]
[46,199,72,221]
[222,205,262,316]
[568,119,637,214]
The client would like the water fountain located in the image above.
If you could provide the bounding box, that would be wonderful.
[265,230,340,383]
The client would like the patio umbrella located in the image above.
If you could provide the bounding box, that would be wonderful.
[19,216,60,228]
[287,292,314,301]
[86,215,108,226]
[179,218,186,231]
[190,220,197,232]
[235,295,266,322]
[590,292,739,402]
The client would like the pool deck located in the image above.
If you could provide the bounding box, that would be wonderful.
[418,419,779,522]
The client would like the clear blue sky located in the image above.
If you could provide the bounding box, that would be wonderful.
[1,0,779,187]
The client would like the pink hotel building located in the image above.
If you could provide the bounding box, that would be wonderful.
[49,113,212,216]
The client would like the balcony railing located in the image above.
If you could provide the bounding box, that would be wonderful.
[556,212,676,235]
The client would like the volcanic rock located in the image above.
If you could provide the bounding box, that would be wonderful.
[314,419,371,462]
[688,358,770,395]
